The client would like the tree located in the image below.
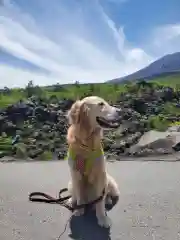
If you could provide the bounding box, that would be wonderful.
[113,83,119,91]
[25,80,34,97]
[3,87,11,95]
[75,81,80,88]
[89,84,95,94]
[53,83,64,92]
[25,80,45,98]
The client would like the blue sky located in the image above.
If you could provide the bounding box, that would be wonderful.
[0,0,180,87]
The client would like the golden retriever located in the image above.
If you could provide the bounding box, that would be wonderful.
[66,96,120,228]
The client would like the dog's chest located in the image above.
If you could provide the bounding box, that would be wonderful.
[69,153,93,175]
[67,147,103,175]
[74,154,88,174]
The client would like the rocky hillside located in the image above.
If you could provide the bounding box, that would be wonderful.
[110,52,180,83]
[1,80,180,162]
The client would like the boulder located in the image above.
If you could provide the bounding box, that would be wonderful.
[129,130,180,156]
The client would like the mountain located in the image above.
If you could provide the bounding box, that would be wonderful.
[109,52,180,83]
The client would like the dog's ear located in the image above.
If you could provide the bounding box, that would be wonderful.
[67,100,81,125]
[67,100,89,125]
[67,101,90,144]
[78,102,90,130]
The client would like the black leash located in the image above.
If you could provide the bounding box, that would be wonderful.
[29,188,74,211]
[29,187,105,211]
[29,188,119,240]
[29,187,105,239]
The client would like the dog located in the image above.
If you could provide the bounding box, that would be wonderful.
[66,96,120,228]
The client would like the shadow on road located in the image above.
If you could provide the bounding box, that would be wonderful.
[67,196,119,239]
[69,210,111,240]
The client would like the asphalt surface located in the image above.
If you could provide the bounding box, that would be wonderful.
[1,160,180,240]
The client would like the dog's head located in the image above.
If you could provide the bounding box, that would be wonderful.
[67,96,121,131]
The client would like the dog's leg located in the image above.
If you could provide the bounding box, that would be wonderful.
[95,171,111,228]
[107,174,120,196]
[70,170,85,216]
[105,174,120,209]
[67,181,76,207]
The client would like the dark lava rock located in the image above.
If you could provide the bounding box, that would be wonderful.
[1,82,180,161]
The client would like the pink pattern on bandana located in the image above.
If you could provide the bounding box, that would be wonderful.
[75,155,85,174]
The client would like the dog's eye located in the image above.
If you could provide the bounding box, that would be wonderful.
[98,102,104,106]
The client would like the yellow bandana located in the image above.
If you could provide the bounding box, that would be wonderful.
[67,144,104,175]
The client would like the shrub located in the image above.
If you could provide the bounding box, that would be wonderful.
[39,151,53,160]
[148,115,170,132]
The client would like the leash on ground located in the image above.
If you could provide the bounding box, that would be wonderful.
[29,187,105,239]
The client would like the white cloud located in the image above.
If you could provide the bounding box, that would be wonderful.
[0,0,179,88]
[150,24,180,56]
[0,64,59,88]
[97,4,152,65]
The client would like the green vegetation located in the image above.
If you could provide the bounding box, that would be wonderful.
[0,74,180,107]
[147,115,170,132]
[14,143,28,159]
[0,136,13,158]
[0,136,12,151]
[0,83,122,106]
[0,74,180,132]
[39,151,53,160]
[0,73,180,160]
[152,73,180,88]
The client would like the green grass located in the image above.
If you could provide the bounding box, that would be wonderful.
[44,83,127,102]
[152,73,180,88]
[163,102,180,115]
[0,82,127,107]
[0,74,180,136]
[36,73,180,101]
[0,73,180,109]
[39,150,53,160]
[0,136,13,152]
[0,89,25,108]
[147,115,170,132]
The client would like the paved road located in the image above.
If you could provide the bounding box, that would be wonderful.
[1,161,180,240]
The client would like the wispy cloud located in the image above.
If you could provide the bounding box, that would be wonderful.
[150,24,180,55]
[0,0,179,88]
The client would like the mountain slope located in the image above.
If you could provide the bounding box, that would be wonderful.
[109,52,180,83]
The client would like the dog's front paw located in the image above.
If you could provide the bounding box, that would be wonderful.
[67,197,73,206]
[97,215,111,228]
[74,208,84,216]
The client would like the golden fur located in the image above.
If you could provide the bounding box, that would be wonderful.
[66,96,120,228]
[67,100,101,149]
